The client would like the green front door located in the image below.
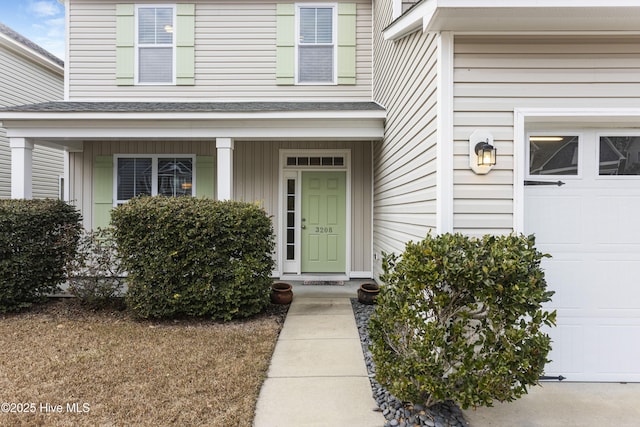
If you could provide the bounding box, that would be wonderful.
[301,171,346,273]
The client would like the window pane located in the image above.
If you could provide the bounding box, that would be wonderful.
[316,8,333,43]
[529,136,579,176]
[299,45,333,83]
[158,158,193,197]
[600,136,640,175]
[299,7,333,44]
[138,7,173,44]
[299,8,317,44]
[117,158,152,200]
[139,47,173,83]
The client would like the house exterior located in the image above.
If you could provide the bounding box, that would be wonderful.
[2,0,640,383]
[0,23,64,199]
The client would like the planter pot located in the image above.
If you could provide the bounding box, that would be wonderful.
[271,282,293,305]
[357,282,380,305]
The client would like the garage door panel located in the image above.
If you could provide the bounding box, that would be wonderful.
[595,259,640,310]
[524,195,583,244]
[596,325,640,375]
[595,195,640,244]
[540,258,589,310]
[545,323,585,377]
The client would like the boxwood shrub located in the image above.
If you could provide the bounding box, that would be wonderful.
[111,196,275,320]
[0,199,82,312]
[369,233,556,409]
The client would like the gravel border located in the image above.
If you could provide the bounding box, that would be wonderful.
[351,299,470,427]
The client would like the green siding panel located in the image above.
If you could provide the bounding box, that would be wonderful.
[196,156,215,198]
[94,156,114,229]
[116,4,135,86]
[337,3,357,85]
[276,4,295,85]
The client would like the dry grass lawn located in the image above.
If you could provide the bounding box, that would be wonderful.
[0,299,287,426]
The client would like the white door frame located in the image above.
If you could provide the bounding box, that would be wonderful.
[277,149,351,280]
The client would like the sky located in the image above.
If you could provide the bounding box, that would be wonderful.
[0,0,65,61]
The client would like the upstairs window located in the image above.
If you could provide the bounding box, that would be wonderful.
[136,6,175,84]
[297,6,335,84]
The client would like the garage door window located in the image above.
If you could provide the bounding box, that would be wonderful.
[599,136,640,176]
[529,135,579,176]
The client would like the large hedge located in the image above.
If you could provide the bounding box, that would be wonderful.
[111,196,275,320]
[369,233,556,409]
[0,199,82,312]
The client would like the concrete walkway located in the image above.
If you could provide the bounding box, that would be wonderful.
[254,282,385,427]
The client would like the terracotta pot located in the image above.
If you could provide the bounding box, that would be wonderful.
[271,282,293,305]
[357,282,380,305]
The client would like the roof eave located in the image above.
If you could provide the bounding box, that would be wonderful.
[384,0,640,40]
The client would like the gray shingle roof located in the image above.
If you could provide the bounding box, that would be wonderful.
[0,101,385,113]
[0,22,64,68]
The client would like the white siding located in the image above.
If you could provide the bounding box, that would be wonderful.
[453,35,640,235]
[68,0,372,101]
[372,0,439,277]
[0,43,64,199]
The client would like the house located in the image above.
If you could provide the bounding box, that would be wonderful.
[0,23,64,199]
[1,0,640,383]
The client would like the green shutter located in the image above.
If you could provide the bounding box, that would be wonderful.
[94,156,114,229]
[116,4,135,86]
[276,4,295,85]
[337,3,356,85]
[195,156,215,198]
[176,4,195,86]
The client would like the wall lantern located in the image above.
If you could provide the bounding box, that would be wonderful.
[469,130,496,175]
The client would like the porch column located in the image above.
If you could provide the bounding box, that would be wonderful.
[10,138,34,199]
[216,137,234,200]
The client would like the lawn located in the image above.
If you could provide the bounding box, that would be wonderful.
[0,299,287,426]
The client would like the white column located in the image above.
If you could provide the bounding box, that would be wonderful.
[216,137,234,200]
[10,138,34,199]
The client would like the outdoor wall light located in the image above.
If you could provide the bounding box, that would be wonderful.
[469,130,496,175]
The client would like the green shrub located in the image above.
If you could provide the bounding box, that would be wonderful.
[66,227,126,308]
[369,233,556,409]
[0,199,82,312]
[111,196,275,320]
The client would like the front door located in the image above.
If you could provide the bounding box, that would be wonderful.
[301,171,346,273]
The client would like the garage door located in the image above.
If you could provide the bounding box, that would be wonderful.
[524,131,640,382]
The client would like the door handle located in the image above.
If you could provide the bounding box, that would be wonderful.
[302,225,306,229]
[524,180,565,186]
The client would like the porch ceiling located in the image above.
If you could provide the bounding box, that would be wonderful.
[0,101,386,146]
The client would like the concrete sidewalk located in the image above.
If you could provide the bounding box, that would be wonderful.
[254,282,385,426]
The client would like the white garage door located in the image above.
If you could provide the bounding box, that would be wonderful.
[524,131,640,382]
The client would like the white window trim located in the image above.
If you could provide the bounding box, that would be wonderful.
[525,132,584,180]
[134,4,177,86]
[294,3,338,86]
[113,154,196,206]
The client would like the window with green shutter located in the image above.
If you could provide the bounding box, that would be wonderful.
[116,3,194,86]
[276,3,356,86]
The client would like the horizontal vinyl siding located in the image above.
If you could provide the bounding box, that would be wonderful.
[70,141,216,229]
[0,45,63,199]
[453,35,640,235]
[372,0,438,277]
[234,140,373,274]
[68,0,372,101]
